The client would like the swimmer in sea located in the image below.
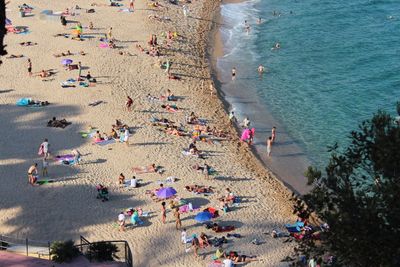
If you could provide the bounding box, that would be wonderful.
[244,20,251,34]
[257,17,262,24]
[258,64,265,75]
[231,67,236,80]
[271,42,281,50]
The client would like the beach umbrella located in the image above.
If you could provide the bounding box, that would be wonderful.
[5,18,12,25]
[195,211,212,222]
[62,59,73,65]
[156,187,177,199]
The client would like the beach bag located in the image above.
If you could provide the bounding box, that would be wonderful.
[38,144,44,156]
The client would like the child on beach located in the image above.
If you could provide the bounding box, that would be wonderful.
[123,127,130,146]
[28,163,38,185]
[27,58,32,76]
[271,126,276,143]
[161,202,166,224]
[174,207,181,230]
[126,96,133,111]
[118,212,125,232]
[42,158,48,177]
[119,173,125,185]
[267,136,272,156]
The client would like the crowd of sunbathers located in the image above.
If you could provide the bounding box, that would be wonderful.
[47,117,71,128]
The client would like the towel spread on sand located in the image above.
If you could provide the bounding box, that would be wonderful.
[96,139,116,146]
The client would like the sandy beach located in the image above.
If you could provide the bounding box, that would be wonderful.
[0,0,297,266]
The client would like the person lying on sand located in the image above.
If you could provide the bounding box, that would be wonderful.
[145,183,165,199]
[47,117,71,128]
[132,164,158,174]
[26,99,50,107]
[118,51,134,56]
[185,185,213,194]
[135,44,145,52]
[163,126,186,136]
[228,251,259,263]
[187,112,199,124]
[6,54,24,59]
[37,70,54,78]
[53,50,72,57]
[108,40,116,49]
[148,14,171,22]
[212,223,235,233]
[19,41,37,46]
[93,131,103,142]
[168,73,181,80]
[161,104,180,112]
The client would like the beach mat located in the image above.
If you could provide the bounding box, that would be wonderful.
[96,139,116,146]
[37,179,55,185]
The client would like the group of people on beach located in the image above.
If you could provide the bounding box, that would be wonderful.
[11,1,291,265]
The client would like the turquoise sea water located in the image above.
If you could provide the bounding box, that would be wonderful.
[218,0,400,168]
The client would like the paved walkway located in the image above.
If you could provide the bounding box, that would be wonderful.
[0,251,125,267]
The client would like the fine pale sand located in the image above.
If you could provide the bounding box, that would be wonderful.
[0,0,297,266]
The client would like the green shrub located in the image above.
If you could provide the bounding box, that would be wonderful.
[50,240,80,263]
[88,242,119,262]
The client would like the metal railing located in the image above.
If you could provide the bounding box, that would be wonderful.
[0,235,51,260]
[78,235,133,267]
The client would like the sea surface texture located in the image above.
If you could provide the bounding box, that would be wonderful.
[218,0,400,172]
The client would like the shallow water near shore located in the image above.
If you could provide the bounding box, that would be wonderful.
[216,0,400,193]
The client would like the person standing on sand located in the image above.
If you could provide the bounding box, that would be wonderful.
[129,0,134,11]
[27,58,32,76]
[174,207,182,229]
[118,212,125,232]
[267,136,272,156]
[229,111,237,124]
[231,67,236,80]
[39,138,50,159]
[42,158,48,177]
[123,127,130,146]
[126,96,133,111]
[77,61,82,80]
[271,126,276,143]
[161,201,167,224]
[107,27,113,40]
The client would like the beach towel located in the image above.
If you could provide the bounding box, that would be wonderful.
[118,8,132,12]
[99,43,109,48]
[80,129,97,138]
[37,179,55,185]
[55,154,75,161]
[182,150,199,157]
[16,98,31,106]
[285,221,304,233]
[96,139,116,146]
[240,128,251,141]
[89,101,103,106]
[208,261,223,267]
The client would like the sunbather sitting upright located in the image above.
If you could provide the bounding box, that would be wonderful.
[112,119,128,130]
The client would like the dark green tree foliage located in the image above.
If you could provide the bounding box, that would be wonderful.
[0,0,6,63]
[50,240,80,263]
[293,107,400,267]
[88,242,119,262]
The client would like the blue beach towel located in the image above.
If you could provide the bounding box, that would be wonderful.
[16,98,31,106]
[96,139,116,146]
